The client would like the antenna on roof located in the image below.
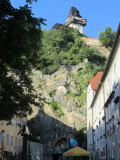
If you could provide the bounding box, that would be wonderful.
[97,29,100,37]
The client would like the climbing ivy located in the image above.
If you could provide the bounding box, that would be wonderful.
[50,101,64,118]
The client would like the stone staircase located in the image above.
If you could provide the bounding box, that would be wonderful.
[34,63,86,116]
[32,62,87,130]
[81,37,110,57]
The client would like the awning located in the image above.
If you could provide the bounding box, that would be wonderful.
[63,146,90,157]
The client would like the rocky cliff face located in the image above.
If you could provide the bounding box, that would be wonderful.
[27,62,87,146]
[27,38,109,146]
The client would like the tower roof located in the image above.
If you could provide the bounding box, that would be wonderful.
[51,23,63,29]
[67,6,82,19]
[64,6,87,27]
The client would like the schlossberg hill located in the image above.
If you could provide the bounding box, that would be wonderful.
[37,27,107,74]
[29,27,109,131]
[35,27,107,106]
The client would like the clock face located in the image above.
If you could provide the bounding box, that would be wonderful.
[74,11,80,17]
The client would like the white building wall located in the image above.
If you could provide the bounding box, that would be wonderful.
[69,23,83,33]
[87,84,94,151]
[87,84,95,109]
[87,27,120,160]
[0,117,26,157]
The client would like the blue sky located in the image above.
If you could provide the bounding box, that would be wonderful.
[10,0,120,38]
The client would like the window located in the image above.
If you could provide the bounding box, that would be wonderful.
[19,139,23,148]
[106,107,109,123]
[114,97,120,122]
[111,100,114,117]
[7,135,9,145]
[110,126,112,134]
[16,117,17,127]
[15,137,17,147]
[0,132,2,144]
[107,128,109,135]
[97,127,99,140]
[11,136,13,146]
[116,102,119,121]
[108,104,110,120]
[112,124,115,132]
[100,125,102,137]
[109,102,112,119]
[114,62,118,85]
[41,147,43,153]
[102,120,105,135]
[19,139,21,148]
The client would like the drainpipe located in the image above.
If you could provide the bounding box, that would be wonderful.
[22,134,28,160]
[91,90,95,160]
[93,91,95,152]
[92,108,94,151]
[21,125,29,160]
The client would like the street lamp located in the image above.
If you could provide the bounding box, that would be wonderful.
[21,125,30,160]
[1,130,5,160]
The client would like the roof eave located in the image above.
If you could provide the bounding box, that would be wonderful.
[90,23,120,108]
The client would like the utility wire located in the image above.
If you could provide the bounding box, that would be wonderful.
[63,0,120,17]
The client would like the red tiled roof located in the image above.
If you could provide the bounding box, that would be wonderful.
[89,72,103,91]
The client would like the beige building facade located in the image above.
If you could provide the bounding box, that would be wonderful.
[0,116,26,159]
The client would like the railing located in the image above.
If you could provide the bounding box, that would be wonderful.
[42,96,86,118]
[36,62,87,116]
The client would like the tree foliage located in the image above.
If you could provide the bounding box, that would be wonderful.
[37,27,106,76]
[99,27,116,48]
[0,0,108,120]
[0,0,44,120]
[36,27,106,105]
[50,101,64,118]
[74,128,87,149]
[36,27,88,74]
[76,47,106,104]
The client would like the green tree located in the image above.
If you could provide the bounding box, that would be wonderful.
[76,47,106,105]
[37,26,106,105]
[99,27,116,48]
[50,101,64,118]
[74,128,87,149]
[0,0,45,121]
[37,27,88,74]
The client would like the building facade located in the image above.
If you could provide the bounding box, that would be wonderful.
[0,116,26,159]
[87,72,103,155]
[87,24,120,160]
